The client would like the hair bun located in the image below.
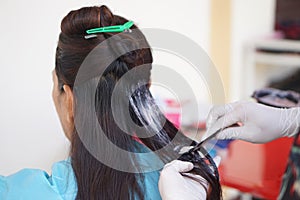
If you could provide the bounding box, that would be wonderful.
[61,6,110,37]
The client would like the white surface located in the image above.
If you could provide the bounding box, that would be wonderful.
[0,0,211,175]
[254,39,300,51]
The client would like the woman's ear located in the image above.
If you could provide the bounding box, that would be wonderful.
[63,85,74,123]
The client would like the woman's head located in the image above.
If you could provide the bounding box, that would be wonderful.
[53,5,152,139]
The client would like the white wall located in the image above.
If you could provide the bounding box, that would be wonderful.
[230,0,276,100]
[0,0,211,175]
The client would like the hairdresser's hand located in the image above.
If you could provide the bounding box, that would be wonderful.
[205,101,300,143]
[159,159,214,200]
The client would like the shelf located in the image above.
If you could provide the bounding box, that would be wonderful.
[237,38,300,99]
[255,52,300,67]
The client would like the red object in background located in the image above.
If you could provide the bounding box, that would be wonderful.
[219,138,294,199]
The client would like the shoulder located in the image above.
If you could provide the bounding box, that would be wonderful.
[0,158,77,200]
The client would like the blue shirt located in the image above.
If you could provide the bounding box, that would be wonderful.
[0,151,163,200]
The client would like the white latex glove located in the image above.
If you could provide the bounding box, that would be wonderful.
[158,157,221,200]
[205,101,300,143]
[159,160,207,200]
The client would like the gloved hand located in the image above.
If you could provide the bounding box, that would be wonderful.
[158,157,221,200]
[205,101,300,143]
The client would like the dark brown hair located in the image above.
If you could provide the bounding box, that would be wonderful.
[55,5,222,200]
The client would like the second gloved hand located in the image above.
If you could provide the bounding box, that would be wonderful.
[205,101,300,143]
[158,157,221,200]
[158,160,207,200]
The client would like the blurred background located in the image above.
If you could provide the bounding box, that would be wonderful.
[1,0,300,199]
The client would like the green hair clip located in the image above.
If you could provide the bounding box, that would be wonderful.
[85,21,134,39]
